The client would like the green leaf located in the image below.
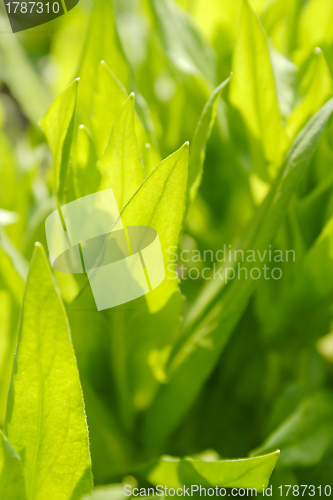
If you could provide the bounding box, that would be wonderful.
[39,79,79,205]
[0,228,27,303]
[0,17,50,124]
[98,93,144,210]
[77,0,130,125]
[120,142,188,311]
[5,243,93,500]
[142,98,333,447]
[229,0,288,174]
[73,124,100,198]
[92,61,148,160]
[269,45,297,120]
[67,291,136,484]
[251,392,333,467]
[149,0,216,87]
[298,0,333,57]
[287,48,333,139]
[0,291,11,425]
[0,430,27,500]
[92,61,128,157]
[188,78,230,202]
[142,451,280,492]
[262,0,304,56]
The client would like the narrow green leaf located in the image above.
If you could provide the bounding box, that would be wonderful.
[92,61,128,157]
[0,430,27,500]
[120,142,188,311]
[0,291,11,425]
[92,61,148,159]
[188,78,230,202]
[251,392,333,467]
[98,93,144,210]
[39,79,79,204]
[0,17,50,124]
[143,451,280,492]
[5,243,93,500]
[142,99,333,447]
[288,48,333,139]
[73,124,100,198]
[230,0,287,173]
[149,0,216,87]
[298,0,333,57]
[67,292,136,483]
[0,228,27,303]
[269,46,297,119]
[262,0,304,56]
[77,0,130,125]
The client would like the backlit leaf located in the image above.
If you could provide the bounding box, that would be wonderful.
[98,93,144,210]
[39,79,79,204]
[188,78,230,202]
[143,450,280,492]
[252,392,333,467]
[0,430,27,500]
[120,142,188,311]
[5,243,93,500]
[142,99,333,447]
[77,0,130,125]
[230,0,288,175]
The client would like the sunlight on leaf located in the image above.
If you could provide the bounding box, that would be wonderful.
[39,79,79,204]
[0,430,27,500]
[5,243,93,500]
[120,142,188,312]
[143,450,280,492]
[98,93,144,211]
[230,0,288,177]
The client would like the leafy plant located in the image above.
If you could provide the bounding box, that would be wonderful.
[1,0,333,498]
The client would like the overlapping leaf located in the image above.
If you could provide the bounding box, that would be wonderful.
[142,99,333,447]
[0,430,26,500]
[230,0,288,177]
[39,79,79,204]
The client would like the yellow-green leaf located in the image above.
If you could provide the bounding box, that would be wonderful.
[230,0,288,174]
[188,78,230,202]
[5,243,93,500]
[77,0,130,125]
[288,48,333,139]
[120,142,188,311]
[39,79,79,204]
[98,93,144,211]
[144,451,280,492]
[92,61,128,157]
[0,430,27,500]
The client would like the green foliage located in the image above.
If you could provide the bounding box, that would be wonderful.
[2,0,333,496]
[39,79,79,204]
[0,430,26,500]
[142,450,280,492]
[229,0,288,177]
[4,244,93,499]
[98,93,144,210]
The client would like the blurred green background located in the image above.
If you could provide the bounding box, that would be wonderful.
[1,0,333,496]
